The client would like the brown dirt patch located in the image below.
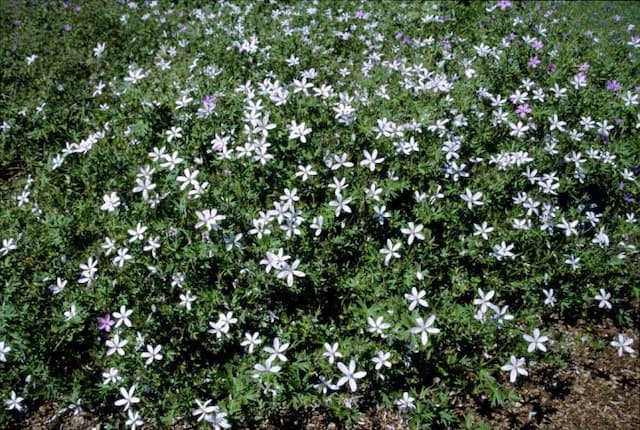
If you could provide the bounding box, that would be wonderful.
[463,319,639,430]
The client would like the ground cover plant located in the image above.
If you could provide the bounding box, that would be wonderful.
[0,0,639,428]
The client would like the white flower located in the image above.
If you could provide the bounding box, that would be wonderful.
[140,344,163,365]
[102,367,121,385]
[253,358,282,376]
[409,315,441,345]
[395,392,416,412]
[594,289,612,310]
[460,188,484,210]
[473,289,496,314]
[241,332,262,354]
[193,399,216,422]
[195,208,226,232]
[127,223,148,243]
[114,385,140,411]
[379,239,401,266]
[473,222,494,240]
[501,356,528,383]
[328,194,353,217]
[93,42,106,57]
[64,304,78,321]
[288,120,312,142]
[556,217,578,237]
[106,333,128,356]
[264,337,289,362]
[491,241,515,260]
[610,334,635,357]
[125,409,144,430]
[592,227,610,247]
[165,126,183,142]
[0,237,18,256]
[112,248,132,267]
[336,360,367,392]
[179,290,197,311]
[5,390,24,411]
[101,192,121,212]
[404,287,428,311]
[276,259,306,287]
[0,341,11,362]
[322,342,343,364]
[372,350,392,371]
[523,328,549,353]
[400,222,425,245]
[367,316,391,337]
[113,305,133,328]
[359,149,385,172]
[176,167,200,190]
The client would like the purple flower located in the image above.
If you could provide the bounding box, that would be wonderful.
[355,10,365,19]
[606,80,622,92]
[623,193,635,203]
[579,62,590,72]
[74,4,81,12]
[531,40,544,51]
[547,63,557,73]
[497,0,513,10]
[202,95,217,109]
[63,23,72,31]
[62,1,69,8]
[614,14,621,22]
[98,314,115,332]
[528,56,541,68]
[516,104,532,119]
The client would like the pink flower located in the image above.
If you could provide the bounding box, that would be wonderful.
[98,314,115,332]
[516,104,532,119]
[528,56,541,68]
